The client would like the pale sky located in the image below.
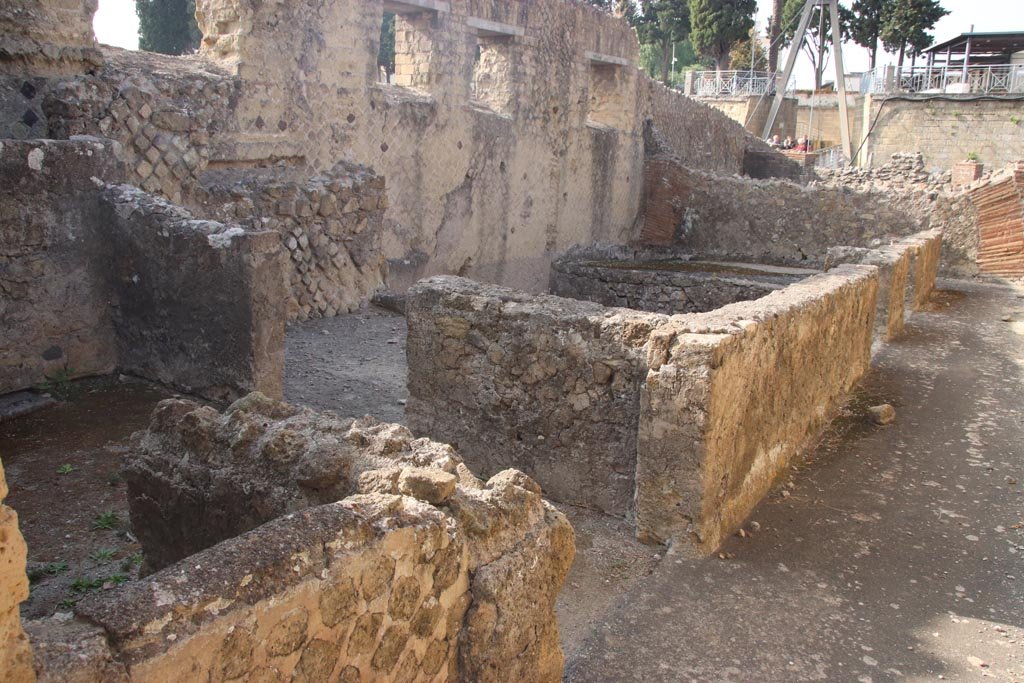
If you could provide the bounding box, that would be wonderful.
[93,0,1024,87]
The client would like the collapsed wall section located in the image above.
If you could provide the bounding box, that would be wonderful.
[27,394,574,683]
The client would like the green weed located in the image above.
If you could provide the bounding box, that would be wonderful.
[91,511,120,531]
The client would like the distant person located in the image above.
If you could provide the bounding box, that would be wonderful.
[782,136,794,150]
[795,137,809,152]
[768,134,781,148]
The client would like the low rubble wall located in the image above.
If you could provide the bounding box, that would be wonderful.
[406,280,666,517]
[640,154,926,264]
[550,246,802,315]
[407,265,889,552]
[26,395,574,682]
[636,265,878,549]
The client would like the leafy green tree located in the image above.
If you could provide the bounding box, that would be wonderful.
[688,0,757,72]
[847,0,887,68]
[729,28,768,71]
[378,12,396,77]
[136,0,201,55]
[631,1,692,84]
[880,0,948,67]
[767,0,785,72]
[780,0,852,89]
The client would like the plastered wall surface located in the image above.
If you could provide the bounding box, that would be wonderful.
[0,138,120,394]
[27,395,573,683]
[101,185,287,403]
[0,137,287,399]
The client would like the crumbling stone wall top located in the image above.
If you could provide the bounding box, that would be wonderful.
[0,0,101,74]
[26,393,574,682]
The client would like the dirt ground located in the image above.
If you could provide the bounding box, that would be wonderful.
[0,376,173,618]
[284,305,408,422]
[4,308,655,633]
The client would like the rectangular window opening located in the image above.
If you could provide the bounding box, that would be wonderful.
[471,37,514,116]
[587,62,628,129]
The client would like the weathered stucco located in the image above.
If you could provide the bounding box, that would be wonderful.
[101,185,287,403]
[0,140,287,400]
[0,138,120,395]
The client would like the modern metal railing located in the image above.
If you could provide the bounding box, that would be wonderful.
[814,144,848,169]
[861,64,1024,95]
[691,71,795,97]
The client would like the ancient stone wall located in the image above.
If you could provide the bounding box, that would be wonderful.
[865,96,1024,173]
[827,244,912,344]
[0,0,100,75]
[0,138,120,395]
[636,265,878,550]
[100,185,287,403]
[406,278,666,517]
[550,247,801,315]
[200,163,389,320]
[640,153,925,263]
[405,263,908,551]
[28,395,573,682]
[2,0,801,302]
[644,81,801,178]
[816,153,981,277]
[0,459,34,682]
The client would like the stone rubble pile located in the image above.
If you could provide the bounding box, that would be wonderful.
[814,152,950,193]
